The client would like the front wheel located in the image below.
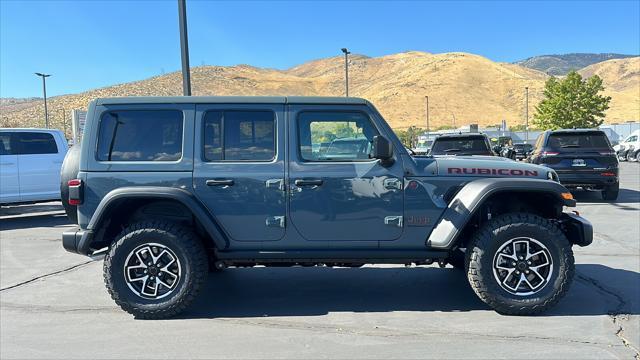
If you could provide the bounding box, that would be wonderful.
[104,221,208,319]
[466,213,574,315]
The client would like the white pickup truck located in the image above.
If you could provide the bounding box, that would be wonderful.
[0,128,68,204]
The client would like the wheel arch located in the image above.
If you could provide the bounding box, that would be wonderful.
[85,187,228,252]
[427,178,575,249]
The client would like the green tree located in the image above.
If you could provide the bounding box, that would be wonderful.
[533,71,611,130]
[394,126,425,148]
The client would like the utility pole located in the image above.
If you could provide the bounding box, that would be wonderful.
[177,0,191,96]
[525,86,529,143]
[34,73,51,128]
[425,96,430,138]
[341,48,350,97]
[451,113,456,129]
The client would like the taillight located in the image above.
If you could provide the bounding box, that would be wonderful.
[542,151,559,156]
[68,179,83,205]
[601,172,616,177]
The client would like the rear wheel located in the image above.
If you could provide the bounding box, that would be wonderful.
[104,221,208,319]
[602,183,619,201]
[627,151,635,162]
[466,213,574,315]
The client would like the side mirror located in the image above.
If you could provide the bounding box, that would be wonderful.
[371,135,394,163]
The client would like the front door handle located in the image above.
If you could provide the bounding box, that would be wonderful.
[294,179,323,187]
[206,179,234,187]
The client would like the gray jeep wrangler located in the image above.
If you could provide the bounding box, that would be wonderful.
[61,96,592,319]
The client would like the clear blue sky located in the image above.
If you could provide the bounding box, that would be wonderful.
[1,0,639,98]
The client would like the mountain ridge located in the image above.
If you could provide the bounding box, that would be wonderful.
[1,52,638,134]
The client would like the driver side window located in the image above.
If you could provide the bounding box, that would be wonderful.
[297,111,378,162]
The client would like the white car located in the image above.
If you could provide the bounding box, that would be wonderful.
[613,130,640,162]
[0,128,68,204]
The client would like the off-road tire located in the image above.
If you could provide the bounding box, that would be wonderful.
[104,221,208,319]
[602,184,619,201]
[466,213,574,315]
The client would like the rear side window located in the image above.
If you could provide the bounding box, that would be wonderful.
[0,133,12,155]
[7,132,58,155]
[546,132,611,150]
[97,110,183,161]
[203,110,276,161]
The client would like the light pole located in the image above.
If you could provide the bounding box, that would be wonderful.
[341,48,350,97]
[177,0,191,96]
[425,95,430,138]
[525,86,529,143]
[34,73,51,128]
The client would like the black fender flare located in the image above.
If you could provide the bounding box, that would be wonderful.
[427,178,575,249]
[86,186,229,250]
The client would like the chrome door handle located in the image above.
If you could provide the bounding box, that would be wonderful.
[294,179,323,187]
[206,179,234,187]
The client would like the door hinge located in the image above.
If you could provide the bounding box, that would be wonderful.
[384,216,403,227]
[266,216,285,228]
[265,178,285,191]
[383,178,403,190]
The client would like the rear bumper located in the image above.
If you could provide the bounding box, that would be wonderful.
[557,172,618,188]
[62,228,94,255]
[559,212,593,247]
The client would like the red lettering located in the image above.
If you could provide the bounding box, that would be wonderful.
[498,169,510,175]
[511,169,524,176]
[524,170,538,177]
[448,168,462,174]
[462,168,477,175]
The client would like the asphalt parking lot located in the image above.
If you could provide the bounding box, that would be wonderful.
[1,163,638,359]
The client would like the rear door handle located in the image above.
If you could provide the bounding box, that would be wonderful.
[206,179,234,187]
[294,179,323,187]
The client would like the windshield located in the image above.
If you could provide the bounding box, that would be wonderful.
[547,132,611,149]
[431,137,490,155]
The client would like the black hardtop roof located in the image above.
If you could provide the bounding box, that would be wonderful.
[95,96,369,106]
[545,128,606,134]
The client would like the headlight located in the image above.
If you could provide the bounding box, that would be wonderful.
[547,171,559,182]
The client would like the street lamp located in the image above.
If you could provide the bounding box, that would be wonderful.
[177,0,191,96]
[424,95,430,138]
[525,86,529,143]
[341,48,350,97]
[34,72,51,128]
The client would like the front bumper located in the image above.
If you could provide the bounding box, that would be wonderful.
[62,228,94,255]
[559,212,593,247]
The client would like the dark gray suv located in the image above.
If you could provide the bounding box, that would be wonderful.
[61,96,592,319]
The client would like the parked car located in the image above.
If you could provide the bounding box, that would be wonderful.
[512,143,534,160]
[613,130,639,162]
[413,139,433,155]
[61,96,591,319]
[527,129,619,200]
[0,128,68,204]
[429,133,495,156]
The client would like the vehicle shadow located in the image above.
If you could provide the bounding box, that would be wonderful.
[179,263,639,319]
[572,188,640,205]
[0,202,71,231]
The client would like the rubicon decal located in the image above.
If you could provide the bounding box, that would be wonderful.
[448,167,539,176]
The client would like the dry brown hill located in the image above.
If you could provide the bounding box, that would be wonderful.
[2,52,638,136]
[578,57,640,122]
